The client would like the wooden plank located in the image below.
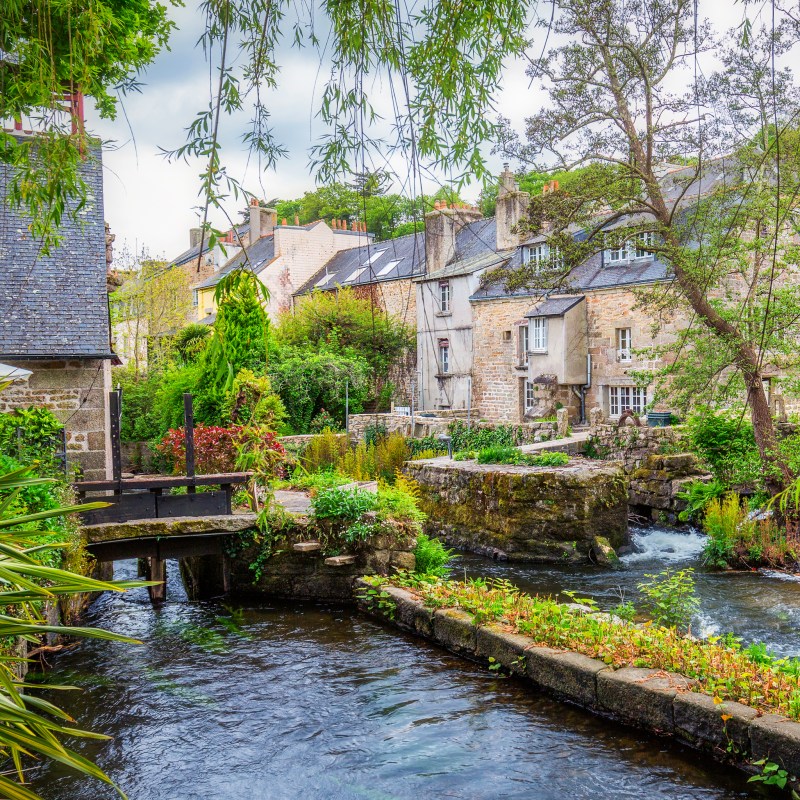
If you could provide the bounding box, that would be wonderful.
[81,493,156,525]
[109,390,122,485]
[74,472,251,492]
[156,491,228,518]
[183,393,196,493]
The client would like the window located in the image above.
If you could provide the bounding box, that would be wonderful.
[616,328,632,362]
[192,290,199,307]
[360,249,388,266]
[605,231,656,264]
[634,231,654,259]
[609,386,647,417]
[439,281,451,313]
[522,243,562,269]
[519,323,530,364]
[524,379,536,411]
[438,339,450,374]
[377,259,402,277]
[343,267,366,283]
[530,316,548,351]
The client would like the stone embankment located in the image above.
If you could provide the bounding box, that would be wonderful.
[403,458,628,563]
[356,580,800,780]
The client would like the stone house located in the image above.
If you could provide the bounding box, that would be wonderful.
[0,140,113,480]
[192,201,371,324]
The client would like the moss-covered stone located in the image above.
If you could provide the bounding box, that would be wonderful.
[403,459,628,564]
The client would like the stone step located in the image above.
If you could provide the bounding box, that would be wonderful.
[324,555,357,567]
[293,541,322,553]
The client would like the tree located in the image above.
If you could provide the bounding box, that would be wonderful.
[1,0,173,249]
[490,0,800,494]
[111,259,193,374]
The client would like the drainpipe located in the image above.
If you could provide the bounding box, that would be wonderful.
[580,353,592,424]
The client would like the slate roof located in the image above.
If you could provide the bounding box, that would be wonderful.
[170,224,249,268]
[193,234,276,290]
[525,296,585,318]
[296,231,425,294]
[0,140,113,359]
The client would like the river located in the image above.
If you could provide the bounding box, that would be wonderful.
[29,539,773,800]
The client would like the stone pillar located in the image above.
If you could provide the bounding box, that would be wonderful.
[589,406,604,434]
[556,407,569,438]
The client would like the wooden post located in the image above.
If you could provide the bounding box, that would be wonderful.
[184,393,196,494]
[146,557,167,604]
[109,390,122,490]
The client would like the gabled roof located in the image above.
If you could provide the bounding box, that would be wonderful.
[170,224,249,268]
[0,140,113,359]
[416,250,508,282]
[295,231,425,295]
[525,295,585,318]
[192,234,276,290]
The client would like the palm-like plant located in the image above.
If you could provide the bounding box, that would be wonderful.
[0,466,144,799]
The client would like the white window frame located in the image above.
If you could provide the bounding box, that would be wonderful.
[530,316,548,352]
[439,281,451,313]
[438,340,450,374]
[343,267,366,283]
[605,231,656,265]
[524,379,536,411]
[519,323,530,365]
[616,328,632,362]
[609,386,647,417]
[522,243,563,270]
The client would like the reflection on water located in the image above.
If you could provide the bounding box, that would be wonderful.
[457,526,800,657]
[31,558,757,800]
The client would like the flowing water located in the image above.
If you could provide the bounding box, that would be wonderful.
[457,525,800,657]
[31,557,763,800]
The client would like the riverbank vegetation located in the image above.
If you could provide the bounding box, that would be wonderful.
[371,572,800,721]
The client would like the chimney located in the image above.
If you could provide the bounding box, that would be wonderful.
[424,204,483,275]
[249,200,278,244]
[190,227,203,249]
[495,164,530,250]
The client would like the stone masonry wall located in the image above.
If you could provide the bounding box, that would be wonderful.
[471,296,576,423]
[1,359,110,481]
[588,421,687,471]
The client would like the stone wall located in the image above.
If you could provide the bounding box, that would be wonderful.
[403,458,628,562]
[588,420,687,471]
[1,359,110,481]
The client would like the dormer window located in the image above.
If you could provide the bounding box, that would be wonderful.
[605,231,656,265]
[521,243,562,269]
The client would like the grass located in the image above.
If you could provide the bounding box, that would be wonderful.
[369,574,800,721]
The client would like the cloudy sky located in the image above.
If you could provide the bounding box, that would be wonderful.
[87,1,748,265]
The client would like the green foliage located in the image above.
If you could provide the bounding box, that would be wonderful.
[703,493,794,569]
[676,479,726,523]
[275,288,413,382]
[311,486,377,521]
[221,368,286,428]
[376,475,426,525]
[309,409,339,433]
[115,364,164,442]
[685,411,762,488]
[364,423,389,447]
[413,533,454,577]
[270,350,369,433]
[0,405,63,474]
[174,324,211,365]
[528,452,570,467]
[0,466,146,798]
[302,430,350,473]
[448,420,520,451]
[343,520,378,544]
[748,760,792,791]
[637,569,700,633]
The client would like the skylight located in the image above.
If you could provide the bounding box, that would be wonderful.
[377,259,402,277]
[360,249,388,266]
[315,274,331,288]
[343,267,366,283]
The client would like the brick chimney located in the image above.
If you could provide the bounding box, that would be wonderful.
[424,202,483,274]
[495,164,530,250]
[249,198,278,244]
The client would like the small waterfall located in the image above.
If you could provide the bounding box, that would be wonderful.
[622,526,706,565]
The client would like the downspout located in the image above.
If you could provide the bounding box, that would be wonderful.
[581,353,592,424]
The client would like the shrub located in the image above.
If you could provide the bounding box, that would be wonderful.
[364,422,388,446]
[338,441,376,481]
[309,408,338,433]
[0,405,63,474]
[413,533,454,577]
[453,450,477,461]
[448,420,520,451]
[302,429,350,473]
[676,479,726,522]
[476,445,523,464]
[376,474,427,525]
[703,493,794,568]
[222,368,286,428]
[685,410,761,488]
[637,568,699,633]
[115,365,164,442]
[374,432,410,481]
[311,486,377,521]
[528,451,569,467]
